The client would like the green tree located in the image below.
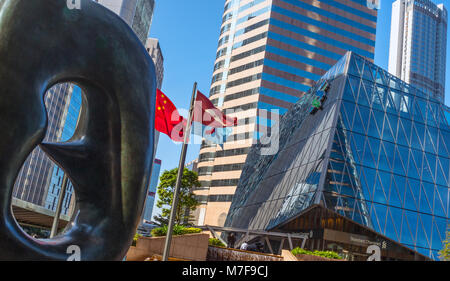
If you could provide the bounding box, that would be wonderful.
[153,168,200,226]
[439,226,450,261]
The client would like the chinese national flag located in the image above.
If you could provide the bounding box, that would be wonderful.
[193,91,237,128]
[155,89,186,142]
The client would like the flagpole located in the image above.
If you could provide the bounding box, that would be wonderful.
[162,82,198,261]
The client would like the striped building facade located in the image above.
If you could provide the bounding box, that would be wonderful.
[193,0,378,227]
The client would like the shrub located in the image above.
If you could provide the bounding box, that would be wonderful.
[291,247,313,256]
[183,227,202,235]
[291,247,342,260]
[151,226,167,237]
[209,238,225,247]
[132,233,142,246]
[311,250,342,260]
[151,225,202,237]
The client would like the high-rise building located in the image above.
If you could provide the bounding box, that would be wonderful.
[194,0,378,227]
[388,0,447,103]
[13,84,74,206]
[95,0,155,43]
[186,159,199,173]
[146,38,164,89]
[184,159,199,225]
[141,158,162,224]
[139,37,165,227]
[225,52,450,260]
[44,86,82,215]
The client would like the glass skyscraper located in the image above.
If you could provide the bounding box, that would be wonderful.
[225,52,449,260]
[13,84,74,206]
[194,0,378,228]
[388,0,447,103]
[44,86,82,215]
[141,158,162,224]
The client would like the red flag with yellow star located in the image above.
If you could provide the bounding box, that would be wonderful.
[155,89,186,142]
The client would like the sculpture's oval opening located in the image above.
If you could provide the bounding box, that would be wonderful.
[11,83,82,239]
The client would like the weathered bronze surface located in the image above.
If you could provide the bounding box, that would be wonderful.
[0,0,156,260]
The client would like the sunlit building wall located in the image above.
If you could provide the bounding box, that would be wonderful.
[388,0,447,102]
[194,0,378,227]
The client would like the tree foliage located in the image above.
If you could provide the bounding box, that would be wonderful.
[439,226,450,261]
[153,168,200,225]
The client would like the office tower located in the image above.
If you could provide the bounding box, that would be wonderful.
[146,38,164,89]
[195,0,378,227]
[226,52,450,260]
[388,0,447,103]
[138,37,165,227]
[95,0,155,43]
[186,159,199,173]
[44,86,82,215]
[184,159,199,225]
[13,84,74,206]
[141,158,162,224]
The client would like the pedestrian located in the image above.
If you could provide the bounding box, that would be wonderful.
[227,232,236,248]
[240,241,248,250]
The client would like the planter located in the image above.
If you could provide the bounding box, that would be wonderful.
[295,254,346,261]
[126,233,209,261]
[207,246,283,261]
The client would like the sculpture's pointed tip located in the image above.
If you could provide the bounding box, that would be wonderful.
[39,141,87,170]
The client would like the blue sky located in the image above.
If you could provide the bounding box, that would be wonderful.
[148,0,450,218]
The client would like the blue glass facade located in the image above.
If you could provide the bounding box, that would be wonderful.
[225,52,449,260]
[13,83,73,206]
[44,86,82,215]
[142,159,162,223]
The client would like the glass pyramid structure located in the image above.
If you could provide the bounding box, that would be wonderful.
[224,52,450,260]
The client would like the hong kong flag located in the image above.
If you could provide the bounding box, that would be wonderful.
[193,91,237,128]
[155,89,186,142]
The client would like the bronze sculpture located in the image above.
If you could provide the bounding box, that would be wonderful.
[0,0,156,260]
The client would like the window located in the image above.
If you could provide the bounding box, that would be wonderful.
[213,163,245,172]
[199,152,215,162]
[216,47,228,59]
[198,166,214,176]
[229,59,264,75]
[215,147,251,158]
[224,88,259,102]
[226,102,258,112]
[208,194,234,202]
[222,12,233,23]
[212,72,224,84]
[218,35,230,47]
[210,85,222,96]
[214,60,226,72]
[231,46,265,62]
[234,19,269,38]
[211,179,240,187]
[233,32,268,50]
[220,23,232,35]
[227,73,262,88]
